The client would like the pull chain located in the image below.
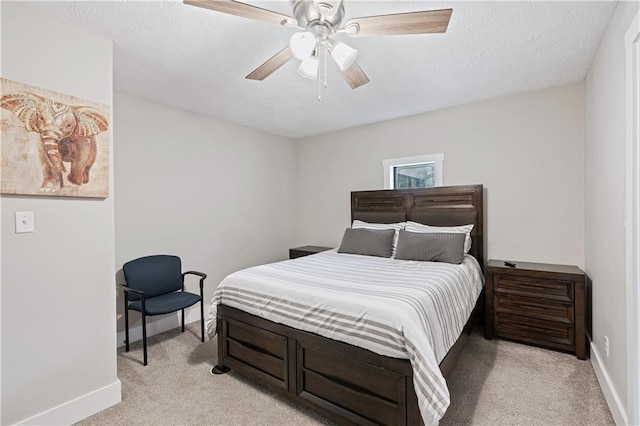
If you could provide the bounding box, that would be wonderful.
[319,16,327,101]
[323,42,328,89]
[318,50,322,103]
[318,41,328,102]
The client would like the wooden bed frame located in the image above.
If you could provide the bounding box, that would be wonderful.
[213,185,484,426]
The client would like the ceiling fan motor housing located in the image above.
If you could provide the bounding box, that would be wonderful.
[293,0,345,34]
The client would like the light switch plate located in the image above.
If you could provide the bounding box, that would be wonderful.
[15,211,35,233]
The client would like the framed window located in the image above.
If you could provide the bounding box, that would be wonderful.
[382,154,444,189]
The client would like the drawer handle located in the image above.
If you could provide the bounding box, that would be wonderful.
[499,285,571,297]
[519,305,548,312]
[517,285,554,292]
[502,302,569,313]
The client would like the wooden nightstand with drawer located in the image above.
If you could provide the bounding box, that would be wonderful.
[484,260,588,360]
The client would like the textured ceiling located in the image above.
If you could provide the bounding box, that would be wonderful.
[23,1,617,139]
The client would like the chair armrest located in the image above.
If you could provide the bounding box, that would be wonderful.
[120,284,145,296]
[183,271,207,290]
[183,271,206,279]
[120,284,146,309]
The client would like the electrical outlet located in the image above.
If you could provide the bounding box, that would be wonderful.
[604,335,610,357]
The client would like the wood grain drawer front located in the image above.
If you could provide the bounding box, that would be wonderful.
[494,274,574,302]
[226,321,287,381]
[495,313,574,350]
[495,294,573,324]
[302,370,399,426]
[298,345,403,426]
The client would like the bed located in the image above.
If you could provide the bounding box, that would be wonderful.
[208,185,484,425]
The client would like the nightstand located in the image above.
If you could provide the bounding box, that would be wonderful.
[485,259,588,360]
[289,245,333,259]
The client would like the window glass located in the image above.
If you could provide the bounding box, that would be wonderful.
[393,163,435,188]
[382,154,443,189]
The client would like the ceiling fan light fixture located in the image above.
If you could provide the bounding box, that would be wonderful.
[186,0,453,92]
[297,56,319,80]
[330,41,358,71]
[289,31,317,60]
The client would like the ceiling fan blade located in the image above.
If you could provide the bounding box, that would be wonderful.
[246,47,293,81]
[184,0,294,26]
[341,61,370,89]
[343,9,452,37]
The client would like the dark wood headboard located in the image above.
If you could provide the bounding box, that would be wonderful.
[351,185,484,269]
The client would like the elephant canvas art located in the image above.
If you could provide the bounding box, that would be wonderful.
[0,78,110,198]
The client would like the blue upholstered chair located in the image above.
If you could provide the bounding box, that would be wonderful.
[121,255,207,365]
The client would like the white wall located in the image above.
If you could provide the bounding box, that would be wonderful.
[0,4,120,425]
[585,2,640,424]
[113,92,296,339]
[296,83,585,268]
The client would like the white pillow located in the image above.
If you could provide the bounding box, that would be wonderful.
[352,220,406,257]
[405,221,474,254]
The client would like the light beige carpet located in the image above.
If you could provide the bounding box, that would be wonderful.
[77,324,614,425]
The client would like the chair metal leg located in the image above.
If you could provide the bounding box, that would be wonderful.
[200,298,205,342]
[142,310,148,366]
[181,309,185,333]
[124,302,130,352]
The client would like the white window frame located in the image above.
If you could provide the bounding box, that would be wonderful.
[382,153,444,189]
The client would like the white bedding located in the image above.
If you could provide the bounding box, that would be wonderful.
[206,250,484,425]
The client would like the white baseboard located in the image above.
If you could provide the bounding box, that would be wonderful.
[591,341,628,425]
[117,309,201,347]
[17,380,121,425]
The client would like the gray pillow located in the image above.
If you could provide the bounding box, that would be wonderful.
[395,230,466,264]
[338,228,395,258]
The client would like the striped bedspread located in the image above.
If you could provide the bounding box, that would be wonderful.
[206,250,483,425]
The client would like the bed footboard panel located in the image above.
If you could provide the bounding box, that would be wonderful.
[217,300,479,426]
[217,305,422,425]
[296,337,409,426]
[218,313,289,391]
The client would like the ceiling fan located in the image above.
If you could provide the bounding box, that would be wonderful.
[184,0,452,90]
